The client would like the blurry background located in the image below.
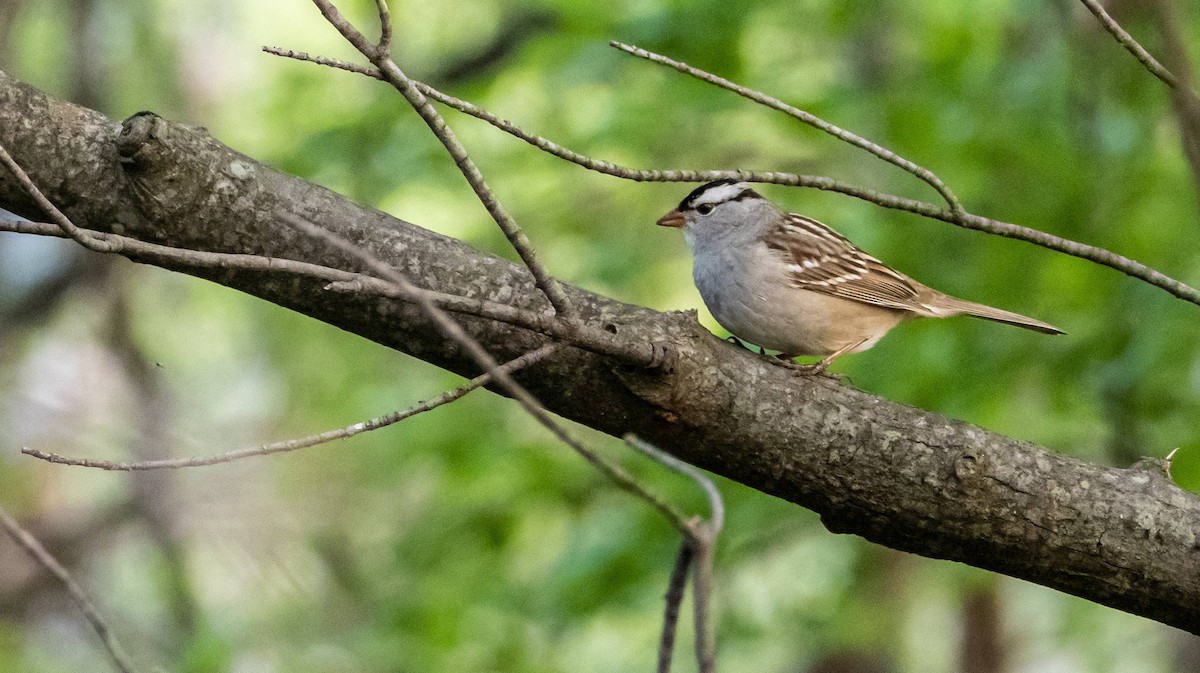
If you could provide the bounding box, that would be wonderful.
[2,0,1199,671]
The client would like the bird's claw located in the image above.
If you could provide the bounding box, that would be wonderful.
[769,356,843,379]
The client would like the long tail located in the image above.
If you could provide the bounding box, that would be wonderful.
[931,296,1064,335]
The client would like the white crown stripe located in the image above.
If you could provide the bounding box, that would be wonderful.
[689,182,752,208]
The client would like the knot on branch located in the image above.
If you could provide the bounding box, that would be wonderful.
[647,341,677,372]
[953,448,988,486]
[116,111,168,166]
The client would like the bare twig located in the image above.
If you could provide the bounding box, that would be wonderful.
[261,47,886,201]
[611,41,964,214]
[264,46,381,78]
[658,544,694,673]
[263,45,1200,308]
[296,3,711,533]
[1079,0,1179,88]
[0,507,139,673]
[0,218,658,366]
[308,0,575,319]
[22,345,558,470]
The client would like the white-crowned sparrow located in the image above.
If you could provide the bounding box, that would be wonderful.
[657,179,1063,370]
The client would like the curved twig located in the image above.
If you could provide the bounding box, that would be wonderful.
[22,345,558,470]
[262,46,1200,308]
[626,434,724,673]
[626,434,724,534]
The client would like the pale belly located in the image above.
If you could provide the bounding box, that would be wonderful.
[693,251,906,356]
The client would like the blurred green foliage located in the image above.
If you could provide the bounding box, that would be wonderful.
[2,0,1199,672]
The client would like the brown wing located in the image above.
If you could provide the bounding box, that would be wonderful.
[761,213,928,312]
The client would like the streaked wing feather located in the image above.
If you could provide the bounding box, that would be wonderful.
[762,214,924,311]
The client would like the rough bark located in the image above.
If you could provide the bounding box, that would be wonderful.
[3,69,1199,633]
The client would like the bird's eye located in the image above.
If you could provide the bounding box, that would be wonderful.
[696,203,715,215]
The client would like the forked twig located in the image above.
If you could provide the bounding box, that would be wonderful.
[260,46,897,200]
[23,345,558,470]
[294,7,731,667]
[0,144,115,253]
[0,507,139,673]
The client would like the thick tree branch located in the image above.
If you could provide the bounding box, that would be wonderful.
[3,69,1200,633]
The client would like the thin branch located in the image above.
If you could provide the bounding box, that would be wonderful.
[1079,0,1179,88]
[1151,0,1200,206]
[264,46,381,78]
[374,0,391,56]
[308,0,575,319]
[281,211,694,531]
[658,544,694,673]
[262,45,1200,308]
[22,345,558,470]
[0,507,140,673]
[611,41,964,214]
[0,218,659,367]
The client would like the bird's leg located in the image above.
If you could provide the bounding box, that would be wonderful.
[810,338,869,373]
[772,338,868,377]
[725,335,753,351]
[725,335,773,355]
